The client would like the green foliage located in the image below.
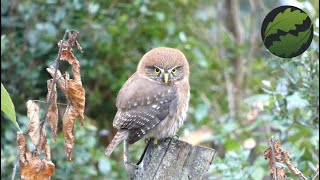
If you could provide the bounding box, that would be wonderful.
[268,25,313,57]
[1,83,21,131]
[265,8,307,38]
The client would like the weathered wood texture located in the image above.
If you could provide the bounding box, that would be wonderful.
[130,138,215,180]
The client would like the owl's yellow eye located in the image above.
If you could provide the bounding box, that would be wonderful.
[171,68,177,74]
[154,68,160,74]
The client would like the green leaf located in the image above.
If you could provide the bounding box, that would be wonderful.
[268,26,312,58]
[1,83,21,131]
[225,139,241,151]
[265,8,307,38]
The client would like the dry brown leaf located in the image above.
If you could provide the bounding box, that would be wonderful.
[46,67,66,94]
[67,31,79,46]
[264,137,307,180]
[38,126,48,153]
[62,105,79,161]
[274,140,282,161]
[72,61,81,83]
[26,100,41,148]
[17,132,27,165]
[26,100,47,153]
[264,147,274,177]
[67,31,83,52]
[18,132,54,179]
[45,143,51,161]
[20,156,55,180]
[264,137,276,178]
[46,80,58,140]
[276,167,286,180]
[66,79,85,124]
[283,151,307,180]
[58,41,77,65]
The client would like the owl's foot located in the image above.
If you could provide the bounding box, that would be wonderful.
[164,135,179,141]
[144,138,150,144]
[153,138,158,145]
[145,137,159,144]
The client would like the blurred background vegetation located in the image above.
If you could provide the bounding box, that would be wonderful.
[1,0,319,179]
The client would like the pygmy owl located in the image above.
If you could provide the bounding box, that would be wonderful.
[105,47,190,158]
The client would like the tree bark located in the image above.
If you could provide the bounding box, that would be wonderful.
[128,138,216,180]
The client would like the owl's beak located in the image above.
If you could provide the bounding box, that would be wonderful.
[164,73,169,84]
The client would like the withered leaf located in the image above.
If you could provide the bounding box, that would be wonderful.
[45,143,51,161]
[58,41,77,65]
[20,156,55,180]
[46,80,58,140]
[264,137,307,180]
[26,100,41,148]
[17,132,27,165]
[67,31,83,52]
[66,79,85,124]
[274,140,282,161]
[38,126,48,153]
[72,61,81,83]
[26,100,47,153]
[276,167,286,180]
[283,151,307,180]
[46,67,66,94]
[67,31,79,46]
[62,105,79,161]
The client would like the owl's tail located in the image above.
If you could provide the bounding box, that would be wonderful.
[105,130,128,156]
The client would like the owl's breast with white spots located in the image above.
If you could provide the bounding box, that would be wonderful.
[147,81,190,139]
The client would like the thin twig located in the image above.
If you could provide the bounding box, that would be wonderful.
[11,150,19,180]
[32,100,68,106]
[269,138,277,180]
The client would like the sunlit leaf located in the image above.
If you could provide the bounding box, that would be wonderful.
[1,83,21,131]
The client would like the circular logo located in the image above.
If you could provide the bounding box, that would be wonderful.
[261,6,313,58]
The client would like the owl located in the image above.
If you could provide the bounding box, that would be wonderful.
[105,47,190,161]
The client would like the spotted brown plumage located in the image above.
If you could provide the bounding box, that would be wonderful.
[105,47,190,158]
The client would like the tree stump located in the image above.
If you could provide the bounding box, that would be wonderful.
[128,138,215,180]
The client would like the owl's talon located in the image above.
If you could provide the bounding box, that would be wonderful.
[174,134,180,139]
[153,138,158,145]
[144,138,150,144]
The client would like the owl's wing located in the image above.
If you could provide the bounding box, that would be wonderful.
[113,74,178,144]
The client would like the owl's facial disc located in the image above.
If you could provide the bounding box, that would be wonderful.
[147,65,183,84]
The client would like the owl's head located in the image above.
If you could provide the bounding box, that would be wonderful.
[137,47,189,85]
